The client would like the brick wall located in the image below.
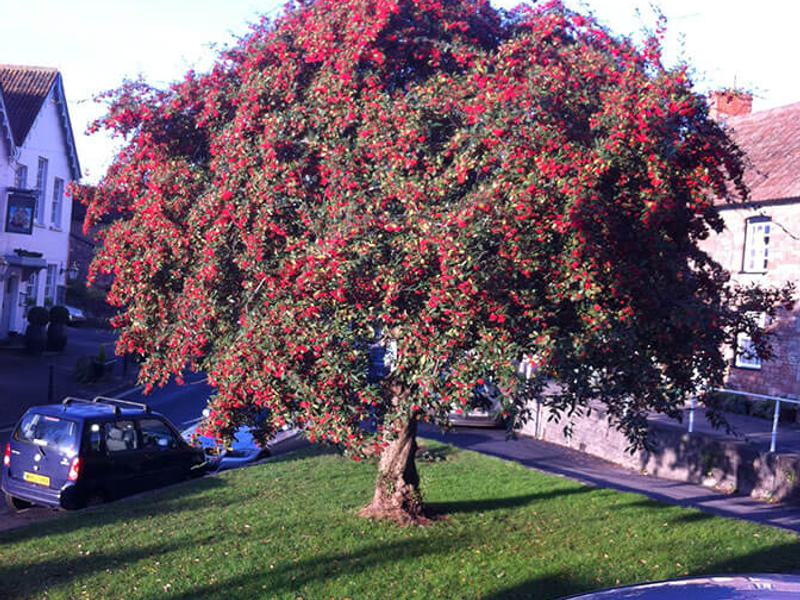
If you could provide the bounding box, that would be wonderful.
[700,202,800,397]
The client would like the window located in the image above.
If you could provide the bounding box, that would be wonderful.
[14,413,78,456]
[735,312,766,370]
[15,164,28,188]
[86,423,104,454]
[743,217,771,273]
[23,271,39,307]
[35,157,48,224]
[51,177,64,227]
[104,421,138,452]
[45,264,58,305]
[139,418,179,449]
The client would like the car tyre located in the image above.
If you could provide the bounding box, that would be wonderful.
[5,493,33,512]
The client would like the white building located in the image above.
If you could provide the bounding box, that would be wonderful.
[0,65,81,338]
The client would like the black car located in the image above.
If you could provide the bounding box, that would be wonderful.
[2,396,210,510]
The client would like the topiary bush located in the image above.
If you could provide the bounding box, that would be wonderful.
[47,305,70,351]
[25,307,49,354]
[49,305,70,324]
[27,306,49,326]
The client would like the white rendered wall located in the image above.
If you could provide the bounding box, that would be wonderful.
[0,85,75,334]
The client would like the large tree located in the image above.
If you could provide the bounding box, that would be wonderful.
[77,0,792,524]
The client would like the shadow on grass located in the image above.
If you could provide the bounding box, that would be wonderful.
[483,572,596,600]
[165,536,468,600]
[427,486,593,516]
[0,474,229,546]
[1,532,217,600]
[702,540,800,575]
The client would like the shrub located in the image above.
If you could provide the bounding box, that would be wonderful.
[50,305,70,324]
[26,306,49,326]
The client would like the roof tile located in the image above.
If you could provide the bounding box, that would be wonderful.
[727,102,800,202]
[0,64,58,146]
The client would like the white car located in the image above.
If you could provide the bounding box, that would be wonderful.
[181,422,298,471]
[64,305,86,326]
[448,381,506,428]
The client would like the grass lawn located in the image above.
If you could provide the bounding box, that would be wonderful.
[1,443,799,600]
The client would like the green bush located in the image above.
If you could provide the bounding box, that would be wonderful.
[26,306,49,326]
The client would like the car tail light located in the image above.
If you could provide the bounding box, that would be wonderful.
[67,456,81,481]
[2,443,10,468]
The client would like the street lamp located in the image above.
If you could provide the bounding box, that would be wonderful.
[60,262,80,282]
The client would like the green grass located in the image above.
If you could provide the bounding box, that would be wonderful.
[1,443,799,600]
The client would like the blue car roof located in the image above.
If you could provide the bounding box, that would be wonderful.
[28,402,156,422]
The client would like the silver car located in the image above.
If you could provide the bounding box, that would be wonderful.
[181,422,298,471]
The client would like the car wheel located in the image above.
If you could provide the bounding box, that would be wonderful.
[4,493,33,512]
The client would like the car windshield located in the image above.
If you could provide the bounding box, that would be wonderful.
[13,413,79,457]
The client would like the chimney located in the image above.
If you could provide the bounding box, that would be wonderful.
[709,90,753,120]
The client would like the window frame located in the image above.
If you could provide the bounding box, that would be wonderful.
[35,157,49,224]
[15,164,28,188]
[742,216,771,274]
[51,177,64,228]
[734,312,767,370]
[44,264,58,305]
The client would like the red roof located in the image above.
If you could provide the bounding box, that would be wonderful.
[727,101,800,203]
[0,64,58,146]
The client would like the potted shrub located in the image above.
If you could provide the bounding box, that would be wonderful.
[24,307,49,354]
[92,345,116,379]
[47,305,70,351]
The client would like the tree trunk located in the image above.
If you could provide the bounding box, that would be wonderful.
[359,416,428,526]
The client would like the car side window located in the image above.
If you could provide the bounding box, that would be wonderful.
[86,422,104,454]
[105,420,138,453]
[139,418,178,450]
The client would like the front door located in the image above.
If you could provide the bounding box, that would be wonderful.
[1,274,19,338]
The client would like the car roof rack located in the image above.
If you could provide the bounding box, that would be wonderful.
[93,396,151,414]
[63,396,121,416]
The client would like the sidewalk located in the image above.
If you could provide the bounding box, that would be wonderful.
[420,424,800,534]
[0,327,139,430]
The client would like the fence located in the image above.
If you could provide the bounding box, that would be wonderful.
[688,388,800,453]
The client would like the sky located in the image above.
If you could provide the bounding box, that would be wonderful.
[1,0,799,182]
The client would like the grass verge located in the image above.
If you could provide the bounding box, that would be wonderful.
[1,443,799,599]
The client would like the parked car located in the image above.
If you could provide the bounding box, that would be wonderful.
[566,574,800,599]
[181,420,298,471]
[2,397,209,511]
[448,381,506,428]
[64,305,86,326]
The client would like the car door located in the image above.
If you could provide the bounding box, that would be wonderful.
[137,417,185,487]
[103,420,145,497]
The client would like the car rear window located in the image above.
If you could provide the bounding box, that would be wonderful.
[13,412,79,456]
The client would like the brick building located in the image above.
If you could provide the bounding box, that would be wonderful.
[701,93,800,398]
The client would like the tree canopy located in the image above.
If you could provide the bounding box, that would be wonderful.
[77,0,792,523]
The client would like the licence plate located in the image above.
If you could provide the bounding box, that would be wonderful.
[23,472,50,487]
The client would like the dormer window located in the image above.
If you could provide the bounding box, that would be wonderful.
[743,216,771,273]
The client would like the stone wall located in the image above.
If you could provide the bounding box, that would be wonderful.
[522,400,800,502]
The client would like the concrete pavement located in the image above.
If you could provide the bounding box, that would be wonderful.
[420,424,800,534]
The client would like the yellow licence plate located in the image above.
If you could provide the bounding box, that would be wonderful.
[23,472,50,487]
